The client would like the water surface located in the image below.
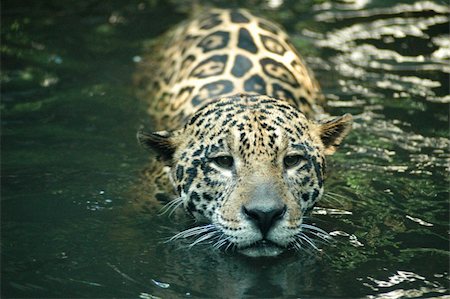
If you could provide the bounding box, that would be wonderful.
[2,0,449,298]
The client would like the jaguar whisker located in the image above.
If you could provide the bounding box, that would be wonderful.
[168,224,216,242]
[158,196,185,216]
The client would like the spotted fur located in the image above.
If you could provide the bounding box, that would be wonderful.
[136,9,352,257]
[135,8,325,131]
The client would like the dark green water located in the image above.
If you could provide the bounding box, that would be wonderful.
[2,0,449,298]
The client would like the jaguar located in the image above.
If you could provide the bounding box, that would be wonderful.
[134,8,352,257]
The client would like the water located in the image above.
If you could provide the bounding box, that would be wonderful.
[2,0,449,298]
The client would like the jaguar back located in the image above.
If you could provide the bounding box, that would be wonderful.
[135,8,323,130]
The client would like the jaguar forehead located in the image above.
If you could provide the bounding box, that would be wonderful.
[186,95,310,134]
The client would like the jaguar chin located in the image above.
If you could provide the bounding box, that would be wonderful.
[239,241,285,258]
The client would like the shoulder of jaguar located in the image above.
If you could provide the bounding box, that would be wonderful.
[135,8,352,257]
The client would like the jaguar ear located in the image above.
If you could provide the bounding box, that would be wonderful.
[315,114,353,155]
[137,128,176,162]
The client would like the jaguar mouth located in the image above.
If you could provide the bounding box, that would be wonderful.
[238,240,285,257]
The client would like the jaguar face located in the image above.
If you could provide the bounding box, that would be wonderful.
[138,94,352,257]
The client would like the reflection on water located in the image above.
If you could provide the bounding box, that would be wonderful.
[1,0,449,298]
[313,0,449,103]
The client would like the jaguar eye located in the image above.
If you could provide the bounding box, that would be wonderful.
[283,155,303,169]
[211,156,234,170]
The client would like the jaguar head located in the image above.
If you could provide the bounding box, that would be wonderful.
[138,94,352,257]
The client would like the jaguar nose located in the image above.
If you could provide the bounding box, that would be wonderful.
[242,204,287,237]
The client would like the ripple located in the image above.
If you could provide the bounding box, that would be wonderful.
[406,215,433,227]
[313,207,353,215]
[317,16,449,51]
[365,270,449,298]
[369,271,426,288]
[308,0,450,104]
[432,35,450,60]
[347,111,450,176]
[366,287,449,299]
[329,230,364,247]
[314,1,450,22]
